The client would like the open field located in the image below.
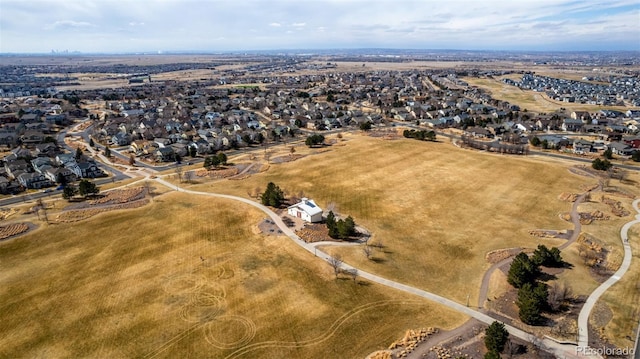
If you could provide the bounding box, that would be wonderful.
[463,76,639,113]
[0,191,466,358]
[184,133,602,305]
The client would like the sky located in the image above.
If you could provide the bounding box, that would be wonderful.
[1,0,639,53]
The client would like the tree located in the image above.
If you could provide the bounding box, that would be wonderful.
[363,245,373,259]
[603,148,613,159]
[305,134,325,147]
[632,150,640,162]
[175,163,183,183]
[326,211,338,238]
[485,321,509,353]
[484,350,501,359]
[548,282,572,312]
[517,282,548,325]
[63,185,78,200]
[184,170,194,184]
[78,179,99,197]
[204,155,220,170]
[75,147,83,161]
[531,245,564,267]
[55,172,67,186]
[189,146,197,157]
[359,121,372,131]
[337,216,356,239]
[592,158,612,171]
[261,182,285,207]
[507,253,540,288]
[104,145,111,157]
[129,154,136,166]
[217,152,227,166]
[530,136,541,147]
[328,255,343,278]
[89,138,95,147]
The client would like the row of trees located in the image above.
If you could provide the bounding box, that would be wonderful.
[62,179,100,200]
[461,135,529,155]
[203,152,228,170]
[403,129,436,141]
[326,211,356,239]
[507,245,566,325]
[591,158,613,171]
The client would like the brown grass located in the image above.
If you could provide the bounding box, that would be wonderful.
[0,191,466,358]
[190,134,596,304]
[463,76,638,113]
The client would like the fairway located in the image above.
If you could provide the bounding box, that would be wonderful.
[195,134,595,304]
[0,192,465,358]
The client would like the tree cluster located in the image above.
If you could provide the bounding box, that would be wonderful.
[305,134,325,147]
[592,158,612,171]
[63,179,100,200]
[460,135,529,155]
[260,182,285,207]
[403,129,436,141]
[203,152,228,170]
[325,211,356,239]
[507,246,564,325]
[531,244,564,267]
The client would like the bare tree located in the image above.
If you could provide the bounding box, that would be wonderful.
[346,268,358,282]
[325,201,337,213]
[548,282,572,312]
[328,255,343,278]
[175,163,183,183]
[363,245,373,260]
[184,170,194,184]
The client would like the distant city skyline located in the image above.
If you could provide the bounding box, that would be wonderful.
[1,0,639,54]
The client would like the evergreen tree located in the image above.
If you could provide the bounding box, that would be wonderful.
[75,147,83,161]
[326,211,338,238]
[517,282,548,325]
[78,179,100,197]
[217,152,227,165]
[63,185,78,200]
[531,244,564,267]
[260,182,285,207]
[507,253,540,288]
[484,321,509,353]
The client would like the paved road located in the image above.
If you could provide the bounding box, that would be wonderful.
[578,199,639,348]
[154,178,589,358]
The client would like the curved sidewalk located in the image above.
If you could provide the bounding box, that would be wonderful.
[155,178,590,358]
[577,199,639,347]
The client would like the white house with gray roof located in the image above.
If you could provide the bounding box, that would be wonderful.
[287,198,323,223]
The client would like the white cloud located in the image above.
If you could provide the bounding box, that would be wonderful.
[1,0,637,52]
[46,20,93,30]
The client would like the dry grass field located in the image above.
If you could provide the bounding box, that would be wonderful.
[0,191,465,359]
[463,76,638,114]
[187,134,597,305]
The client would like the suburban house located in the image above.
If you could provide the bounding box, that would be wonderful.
[607,141,635,156]
[17,172,52,189]
[287,198,323,223]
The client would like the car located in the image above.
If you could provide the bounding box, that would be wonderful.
[42,188,54,193]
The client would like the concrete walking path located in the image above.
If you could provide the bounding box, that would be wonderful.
[155,178,591,358]
[577,199,639,348]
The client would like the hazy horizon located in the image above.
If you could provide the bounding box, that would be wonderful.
[1,0,639,54]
